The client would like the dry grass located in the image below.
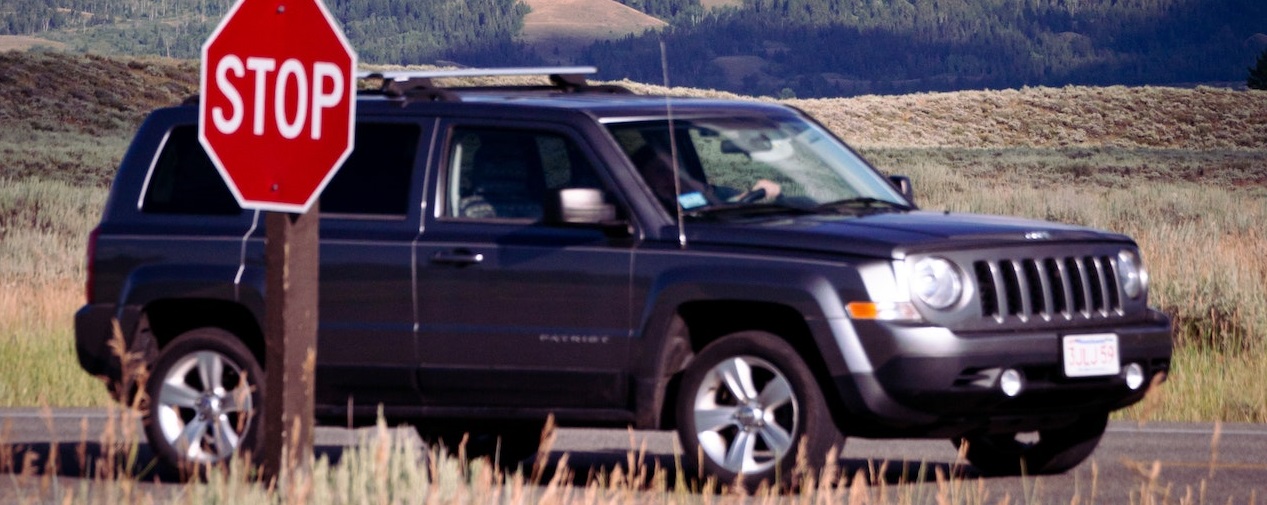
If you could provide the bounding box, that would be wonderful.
[0,407,1248,504]
[0,279,108,407]
[792,86,1267,150]
[611,81,1267,151]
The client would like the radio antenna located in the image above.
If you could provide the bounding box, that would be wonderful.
[660,39,686,248]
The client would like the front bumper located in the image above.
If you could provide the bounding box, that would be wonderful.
[833,309,1172,438]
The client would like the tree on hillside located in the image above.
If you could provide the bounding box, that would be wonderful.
[1250,48,1267,90]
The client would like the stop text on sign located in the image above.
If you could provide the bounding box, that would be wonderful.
[211,56,345,141]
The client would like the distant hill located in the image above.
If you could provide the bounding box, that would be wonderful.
[520,0,666,64]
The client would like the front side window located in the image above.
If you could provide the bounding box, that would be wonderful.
[444,127,611,222]
[607,115,909,218]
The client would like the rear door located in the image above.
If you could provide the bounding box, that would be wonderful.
[414,121,635,413]
[314,119,430,408]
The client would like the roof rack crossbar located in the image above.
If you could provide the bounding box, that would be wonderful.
[358,66,598,82]
[357,66,631,103]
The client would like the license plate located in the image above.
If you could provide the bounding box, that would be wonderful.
[1062,333,1120,377]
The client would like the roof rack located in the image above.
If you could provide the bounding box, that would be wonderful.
[362,66,599,81]
[357,66,631,102]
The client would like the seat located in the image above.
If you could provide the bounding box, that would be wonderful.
[458,139,544,220]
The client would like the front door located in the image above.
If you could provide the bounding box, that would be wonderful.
[414,123,634,412]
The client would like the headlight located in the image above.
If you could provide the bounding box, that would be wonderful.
[1118,249,1147,299]
[911,257,964,310]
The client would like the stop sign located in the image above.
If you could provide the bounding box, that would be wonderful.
[199,0,357,213]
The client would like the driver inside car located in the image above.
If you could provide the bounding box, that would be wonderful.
[631,140,782,212]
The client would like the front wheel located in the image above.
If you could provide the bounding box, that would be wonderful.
[674,331,841,490]
[955,413,1108,476]
[143,328,264,471]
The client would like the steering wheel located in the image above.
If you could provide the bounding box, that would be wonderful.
[737,188,767,204]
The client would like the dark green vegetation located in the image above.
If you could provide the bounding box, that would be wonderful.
[5,0,1266,97]
[1250,48,1267,90]
[2,0,538,66]
[586,0,1267,97]
[613,0,708,24]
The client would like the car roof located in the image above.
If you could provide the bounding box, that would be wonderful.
[352,90,799,122]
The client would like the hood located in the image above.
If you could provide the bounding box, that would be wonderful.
[683,211,1133,259]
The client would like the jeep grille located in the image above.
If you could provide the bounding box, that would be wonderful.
[973,255,1123,323]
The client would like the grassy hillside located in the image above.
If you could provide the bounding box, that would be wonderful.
[1,53,1265,421]
[0,51,196,186]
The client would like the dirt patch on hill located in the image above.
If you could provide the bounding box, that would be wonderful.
[520,0,666,63]
[0,36,68,52]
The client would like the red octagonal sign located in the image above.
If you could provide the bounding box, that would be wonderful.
[200,0,357,213]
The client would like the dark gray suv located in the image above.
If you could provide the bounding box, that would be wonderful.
[75,68,1172,487]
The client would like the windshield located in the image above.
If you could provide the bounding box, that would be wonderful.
[606,115,909,219]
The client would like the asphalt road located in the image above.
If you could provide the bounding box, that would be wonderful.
[1,408,1264,503]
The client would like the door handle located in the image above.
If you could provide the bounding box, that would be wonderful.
[430,250,484,266]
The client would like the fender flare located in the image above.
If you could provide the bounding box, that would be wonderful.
[114,263,266,344]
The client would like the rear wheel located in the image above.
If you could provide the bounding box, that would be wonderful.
[143,328,263,471]
[674,331,841,490]
[955,413,1108,476]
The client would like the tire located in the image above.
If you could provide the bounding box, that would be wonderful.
[143,328,264,471]
[415,422,544,467]
[955,412,1108,476]
[675,331,841,490]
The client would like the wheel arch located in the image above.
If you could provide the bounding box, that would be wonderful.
[142,298,266,367]
[633,266,866,431]
[114,264,266,367]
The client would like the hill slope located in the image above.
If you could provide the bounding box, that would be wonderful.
[1,53,1263,186]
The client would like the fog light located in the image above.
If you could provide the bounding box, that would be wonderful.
[1124,363,1145,390]
[1000,369,1024,397]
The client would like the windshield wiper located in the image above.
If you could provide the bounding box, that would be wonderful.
[813,197,913,214]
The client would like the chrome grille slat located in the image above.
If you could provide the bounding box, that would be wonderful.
[1057,259,1076,320]
[1076,257,1093,318]
[989,261,1008,323]
[971,253,1125,325]
[1093,256,1111,317]
[1033,260,1054,321]
[1011,260,1032,322]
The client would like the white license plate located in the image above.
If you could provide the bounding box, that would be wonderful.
[1062,333,1120,377]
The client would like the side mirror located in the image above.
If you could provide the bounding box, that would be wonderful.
[888,175,914,203]
[559,188,617,224]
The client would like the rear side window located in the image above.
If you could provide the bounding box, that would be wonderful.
[142,123,422,217]
[320,123,421,217]
[142,126,241,215]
